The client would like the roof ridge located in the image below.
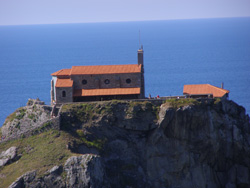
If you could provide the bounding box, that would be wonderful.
[184,84,210,86]
[208,84,230,93]
[81,87,140,90]
[72,64,139,67]
[70,64,141,75]
[69,68,73,75]
[51,69,63,76]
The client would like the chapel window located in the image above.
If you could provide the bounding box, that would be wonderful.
[82,79,87,85]
[62,91,66,97]
[126,78,131,84]
[104,79,110,84]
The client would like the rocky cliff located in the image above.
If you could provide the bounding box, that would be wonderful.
[0,98,249,188]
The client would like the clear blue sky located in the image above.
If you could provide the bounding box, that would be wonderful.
[0,0,250,25]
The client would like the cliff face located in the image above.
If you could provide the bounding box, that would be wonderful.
[148,100,250,187]
[0,99,250,188]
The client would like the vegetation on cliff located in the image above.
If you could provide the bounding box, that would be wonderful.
[0,130,75,187]
[165,98,201,108]
[0,98,249,188]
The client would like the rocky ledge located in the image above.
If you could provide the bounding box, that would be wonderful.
[0,98,249,188]
[1,99,60,142]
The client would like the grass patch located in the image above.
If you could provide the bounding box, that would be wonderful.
[152,105,161,120]
[99,105,112,115]
[62,103,95,123]
[28,113,36,122]
[76,129,106,150]
[80,137,106,150]
[31,121,53,135]
[128,101,146,108]
[5,112,17,124]
[61,103,114,128]
[0,130,77,188]
[4,108,26,124]
[127,101,160,119]
[165,98,200,109]
[214,98,221,104]
[16,109,26,120]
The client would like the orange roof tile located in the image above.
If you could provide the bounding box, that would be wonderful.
[74,87,140,97]
[55,79,73,87]
[71,64,142,75]
[51,69,71,76]
[183,84,229,98]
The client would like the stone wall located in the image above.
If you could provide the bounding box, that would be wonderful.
[71,73,142,90]
[56,87,73,103]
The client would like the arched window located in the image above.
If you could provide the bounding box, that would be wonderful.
[62,91,66,97]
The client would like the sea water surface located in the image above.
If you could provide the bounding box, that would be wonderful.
[0,17,250,126]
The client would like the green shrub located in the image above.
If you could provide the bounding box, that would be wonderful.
[214,98,221,104]
[76,129,85,137]
[152,105,160,120]
[5,108,26,123]
[165,98,200,108]
[76,129,106,150]
[5,112,17,123]
[28,113,36,122]
[16,108,26,120]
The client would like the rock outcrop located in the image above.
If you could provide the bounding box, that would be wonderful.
[64,154,107,188]
[0,147,18,167]
[8,171,37,188]
[9,155,108,188]
[1,99,250,188]
[1,99,60,141]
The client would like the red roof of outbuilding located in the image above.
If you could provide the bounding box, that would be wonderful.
[55,79,73,87]
[74,88,140,97]
[183,84,229,98]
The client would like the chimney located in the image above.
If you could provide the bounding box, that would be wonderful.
[221,82,224,89]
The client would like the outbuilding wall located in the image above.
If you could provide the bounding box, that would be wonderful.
[56,87,73,103]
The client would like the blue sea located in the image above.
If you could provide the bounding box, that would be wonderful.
[0,17,250,126]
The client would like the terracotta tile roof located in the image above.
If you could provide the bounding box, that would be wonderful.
[51,69,71,76]
[183,84,230,98]
[74,87,141,97]
[55,79,73,87]
[71,64,142,75]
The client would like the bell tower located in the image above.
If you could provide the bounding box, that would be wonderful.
[138,45,144,66]
[138,45,145,99]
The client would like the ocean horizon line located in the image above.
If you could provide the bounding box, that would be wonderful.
[0,16,250,27]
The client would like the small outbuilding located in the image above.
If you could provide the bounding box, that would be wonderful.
[183,84,230,99]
